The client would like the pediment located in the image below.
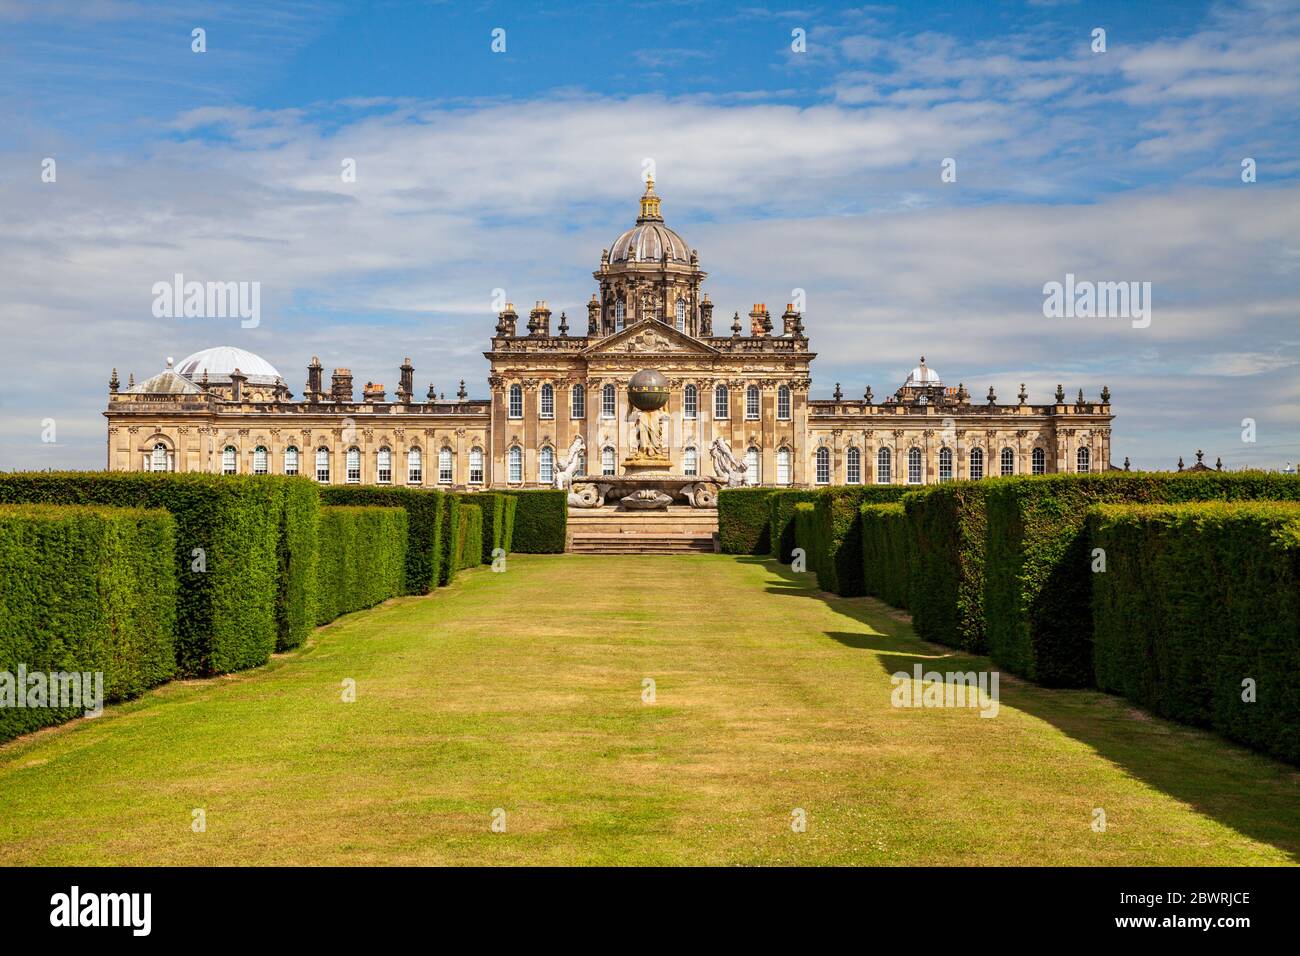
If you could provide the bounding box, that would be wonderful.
[583,319,719,356]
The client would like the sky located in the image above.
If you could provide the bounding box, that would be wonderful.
[1,0,1297,471]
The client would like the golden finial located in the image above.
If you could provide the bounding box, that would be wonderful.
[638,176,662,222]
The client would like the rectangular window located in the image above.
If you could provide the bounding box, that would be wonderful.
[745,388,760,420]
[684,386,697,420]
[714,388,729,420]
[684,447,697,476]
[508,386,523,419]
[571,386,585,419]
[777,387,791,421]
[602,447,616,476]
[602,386,616,419]
[540,386,554,419]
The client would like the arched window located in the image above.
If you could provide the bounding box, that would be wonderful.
[714,385,729,420]
[908,447,923,484]
[407,447,422,484]
[777,447,792,485]
[571,384,585,419]
[876,447,892,484]
[508,446,523,483]
[1032,447,1046,475]
[576,450,586,475]
[846,446,861,484]
[675,298,686,332]
[815,447,831,484]
[602,383,616,418]
[614,299,626,330]
[315,447,330,483]
[683,384,697,419]
[745,385,760,420]
[684,446,697,476]
[745,447,760,485]
[1077,446,1091,473]
[777,385,791,421]
[222,445,237,475]
[970,447,984,480]
[151,442,170,473]
[1001,447,1015,477]
[438,447,453,484]
[345,447,361,483]
[253,445,268,475]
[601,446,616,476]
[539,446,555,484]
[508,384,523,419]
[469,446,485,484]
[540,383,554,419]
[284,445,299,476]
[939,447,953,482]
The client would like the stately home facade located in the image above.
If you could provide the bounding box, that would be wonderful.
[105,180,1115,488]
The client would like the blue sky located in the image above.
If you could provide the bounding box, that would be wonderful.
[1,0,1297,470]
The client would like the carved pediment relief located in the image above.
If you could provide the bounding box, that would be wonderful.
[583,319,718,357]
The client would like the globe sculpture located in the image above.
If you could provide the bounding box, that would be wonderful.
[628,368,670,411]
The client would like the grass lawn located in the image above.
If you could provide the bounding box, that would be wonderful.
[1,553,1296,865]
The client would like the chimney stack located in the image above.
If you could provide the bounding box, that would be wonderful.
[496,303,518,337]
[749,303,771,337]
[230,367,247,403]
[397,357,414,403]
[363,381,386,403]
[331,368,354,403]
[306,356,323,402]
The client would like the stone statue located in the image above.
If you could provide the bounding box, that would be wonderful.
[630,407,664,458]
[554,433,585,490]
[709,436,747,487]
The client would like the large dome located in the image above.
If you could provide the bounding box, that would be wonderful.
[905,356,941,386]
[608,177,692,265]
[177,346,282,385]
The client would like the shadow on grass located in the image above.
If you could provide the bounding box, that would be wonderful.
[736,554,1300,862]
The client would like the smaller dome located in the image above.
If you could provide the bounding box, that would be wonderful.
[905,356,941,386]
[177,345,282,385]
[127,357,203,395]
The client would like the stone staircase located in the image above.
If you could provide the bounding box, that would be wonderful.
[567,506,719,554]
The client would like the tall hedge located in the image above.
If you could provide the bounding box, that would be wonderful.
[440,492,461,584]
[813,486,912,596]
[501,495,519,554]
[860,502,913,609]
[456,503,484,570]
[315,506,408,625]
[503,490,566,553]
[984,472,1300,687]
[904,482,992,653]
[768,490,820,562]
[321,486,445,594]
[275,478,320,650]
[0,504,177,742]
[1089,502,1300,764]
[793,502,818,573]
[0,472,286,676]
[718,488,775,554]
[457,492,505,564]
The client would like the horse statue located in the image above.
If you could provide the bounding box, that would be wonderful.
[709,436,748,487]
[554,433,585,490]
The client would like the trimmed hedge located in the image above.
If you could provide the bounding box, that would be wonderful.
[321,486,445,594]
[501,495,518,554]
[275,478,320,651]
[860,502,913,609]
[440,492,461,584]
[768,490,821,562]
[503,490,566,553]
[456,492,507,564]
[0,472,286,676]
[985,472,1300,687]
[813,486,912,596]
[316,506,408,625]
[0,504,177,742]
[1089,502,1300,764]
[793,502,818,572]
[457,502,484,570]
[904,482,992,653]
[718,488,775,554]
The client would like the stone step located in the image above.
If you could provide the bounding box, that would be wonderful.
[568,531,718,554]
